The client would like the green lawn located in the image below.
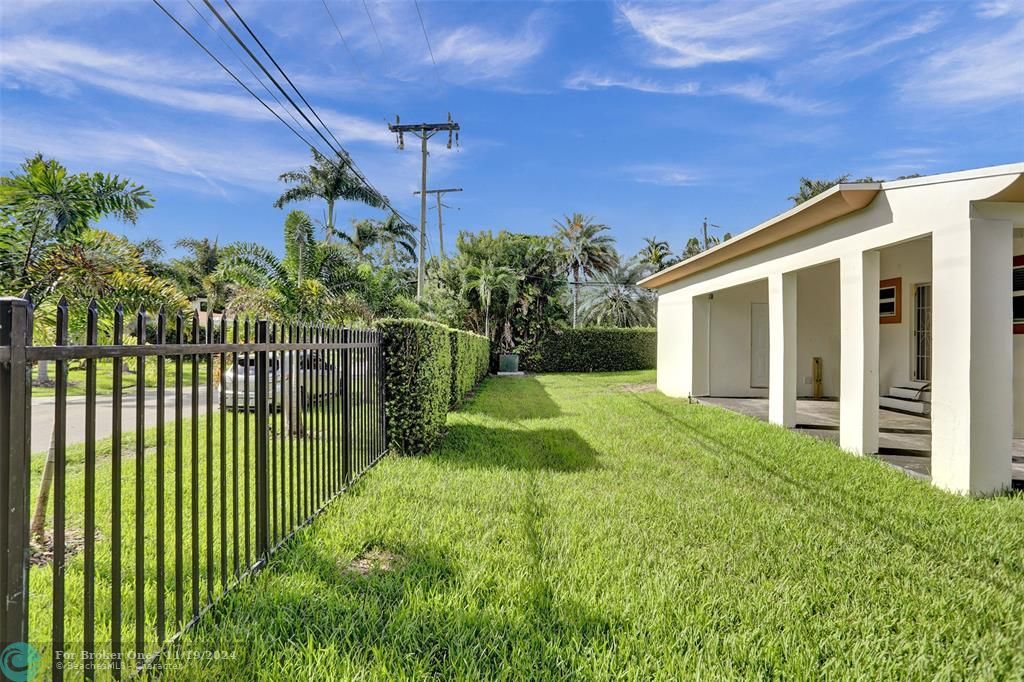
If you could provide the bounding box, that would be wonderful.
[32,359,208,397]
[161,371,1024,679]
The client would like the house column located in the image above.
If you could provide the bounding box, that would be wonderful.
[656,292,694,398]
[931,217,1013,494]
[691,294,710,397]
[768,272,797,426]
[840,250,880,454]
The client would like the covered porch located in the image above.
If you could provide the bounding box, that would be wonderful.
[647,166,1024,495]
[697,396,1024,486]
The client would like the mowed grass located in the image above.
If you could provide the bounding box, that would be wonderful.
[165,371,1024,679]
[31,359,208,397]
[25,391,376,678]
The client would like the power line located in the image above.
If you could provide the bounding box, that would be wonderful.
[214,0,414,226]
[151,0,321,153]
[362,0,386,56]
[186,0,309,136]
[413,0,443,88]
[212,0,348,158]
[320,0,368,83]
[202,0,344,158]
[155,0,415,229]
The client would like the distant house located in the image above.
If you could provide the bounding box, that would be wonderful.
[640,164,1024,494]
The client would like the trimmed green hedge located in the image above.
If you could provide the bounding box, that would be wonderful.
[450,328,489,407]
[521,327,656,373]
[377,319,489,455]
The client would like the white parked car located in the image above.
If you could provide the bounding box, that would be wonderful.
[223,351,343,411]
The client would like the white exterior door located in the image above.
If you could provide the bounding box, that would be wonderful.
[750,303,770,388]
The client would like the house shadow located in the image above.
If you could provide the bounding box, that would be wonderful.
[434,423,600,472]
[466,376,561,421]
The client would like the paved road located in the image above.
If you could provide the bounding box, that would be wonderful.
[30,389,213,451]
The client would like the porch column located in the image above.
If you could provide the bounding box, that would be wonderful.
[840,250,880,454]
[931,217,1013,494]
[691,294,710,397]
[768,271,796,427]
[656,292,694,398]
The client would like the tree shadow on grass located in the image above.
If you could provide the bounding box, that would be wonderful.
[434,423,601,472]
[466,376,561,421]
[630,393,1024,600]
[179,538,619,679]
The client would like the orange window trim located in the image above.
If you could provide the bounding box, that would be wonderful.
[880,277,902,325]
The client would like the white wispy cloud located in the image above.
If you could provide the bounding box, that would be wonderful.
[624,163,701,187]
[564,72,828,113]
[0,36,391,145]
[431,11,549,80]
[900,19,1024,106]
[616,0,854,69]
[0,116,303,196]
[715,78,832,113]
[565,72,699,95]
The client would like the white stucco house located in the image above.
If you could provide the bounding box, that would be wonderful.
[639,163,1024,495]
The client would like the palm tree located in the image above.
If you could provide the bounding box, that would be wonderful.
[339,215,416,263]
[639,236,672,271]
[580,258,655,328]
[788,175,878,205]
[1,155,156,544]
[274,148,386,241]
[170,237,229,311]
[463,259,518,339]
[553,213,618,328]
[27,229,186,543]
[1,154,153,299]
[217,210,368,324]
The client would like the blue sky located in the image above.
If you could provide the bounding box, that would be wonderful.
[1,0,1022,260]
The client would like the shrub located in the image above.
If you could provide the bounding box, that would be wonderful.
[520,327,656,373]
[377,319,453,455]
[450,328,489,407]
[377,319,490,455]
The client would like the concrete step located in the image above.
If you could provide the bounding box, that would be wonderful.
[880,395,931,415]
[890,386,931,401]
[904,379,930,389]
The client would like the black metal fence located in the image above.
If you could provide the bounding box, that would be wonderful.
[0,297,387,678]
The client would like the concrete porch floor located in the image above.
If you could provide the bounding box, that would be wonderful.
[697,397,1024,487]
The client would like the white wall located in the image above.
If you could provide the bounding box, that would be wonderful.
[708,280,767,397]
[879,238,932,392]
[796,262,841,397]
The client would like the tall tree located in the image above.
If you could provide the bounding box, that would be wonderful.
[340,215,416,263]
[217,210,368,324]
[788,174,879,205]
[170,237,229,311]
[553,213,618,328]
[639,236,673,271]
[0,154,153,299]
[580,258,655,328]
[463,259,518,339]
[27,229,186,543]
[274,148,386,242]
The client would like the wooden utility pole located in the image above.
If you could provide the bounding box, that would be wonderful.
[413,187,462,258]
[702,217,724,250]
[388,114,460,298]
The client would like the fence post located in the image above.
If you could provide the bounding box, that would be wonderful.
[254,319,270,559]
[341,328,352,486]
[0,298,33,645]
